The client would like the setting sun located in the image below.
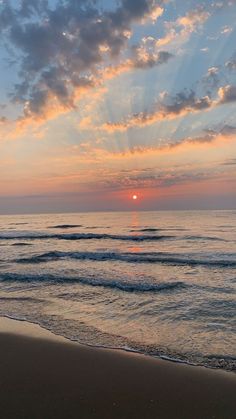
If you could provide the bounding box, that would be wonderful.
[132,195,138,200]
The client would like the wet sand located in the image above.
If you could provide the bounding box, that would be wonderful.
[0,317,235,419]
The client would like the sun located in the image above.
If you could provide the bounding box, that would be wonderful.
[132,194,138,200]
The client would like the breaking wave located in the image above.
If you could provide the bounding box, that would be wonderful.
[0,272,184,293]
[15,250,236,268]
[0,231,173,242]
[0,229,228,243]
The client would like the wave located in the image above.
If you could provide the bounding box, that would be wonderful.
[11,242,33,246]
[130,228,160,232]
[0,231,172,242]
[136,350,236,371]
[0,296,40,302]
[183,235,227,242]
[0,272,184,293]
[49,224,83,229]
[132,232,229,242]
[15,250,236,268]
[130,227,187,232]
[0,230,228,243]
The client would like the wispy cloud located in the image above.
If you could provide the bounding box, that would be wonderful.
[77,123,236,161]
[225,57,236,71]
[202,67,221,90]
[101,84,236,132]
[148,6,210,50]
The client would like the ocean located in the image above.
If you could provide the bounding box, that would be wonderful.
[0,211,235,371]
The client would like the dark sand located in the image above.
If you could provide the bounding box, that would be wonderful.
[0,318,235,419]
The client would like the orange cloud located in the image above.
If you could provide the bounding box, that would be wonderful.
[101,96,212,133]
[154,6,210,49]
[101,84,236,133]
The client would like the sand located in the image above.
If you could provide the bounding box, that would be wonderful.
[0,317,235,419]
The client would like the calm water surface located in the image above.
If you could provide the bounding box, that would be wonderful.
[0,211,235,370]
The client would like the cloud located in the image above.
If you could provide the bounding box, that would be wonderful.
[129,47,173,69]
[212,124,236,136]
[129,124,236,153]
[101,85,236,133]
[153,6,210,49]
[200,47,209,53]
[100,47,173,82]
[0,116,7,124]
[218,85,236,104]
[222,158,236,166]
[101,89,212,132]
[202,66,221,92]
[225,57,236,71]
[176,7,210,31]
[87,150,236,192]
[220,25,233,34]
[148,5,164,22]
[212,1,236,8]
[97,168,208,191]
[0,0,166,121]
[77,121,236,164]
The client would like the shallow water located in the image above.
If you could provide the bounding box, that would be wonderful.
[0,211,235,370]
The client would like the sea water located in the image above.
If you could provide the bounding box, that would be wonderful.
[0,211,235,371]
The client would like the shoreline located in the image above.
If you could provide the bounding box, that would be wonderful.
[0,317,236,419]
[1,314,235,372]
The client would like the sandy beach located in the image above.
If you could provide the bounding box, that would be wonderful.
[0,317,235,419]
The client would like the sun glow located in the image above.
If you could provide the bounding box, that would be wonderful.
[132,194,138,200]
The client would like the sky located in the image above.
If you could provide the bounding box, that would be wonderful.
[0,0,236,214]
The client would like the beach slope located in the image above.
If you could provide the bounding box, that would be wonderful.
[0,318,235,419]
